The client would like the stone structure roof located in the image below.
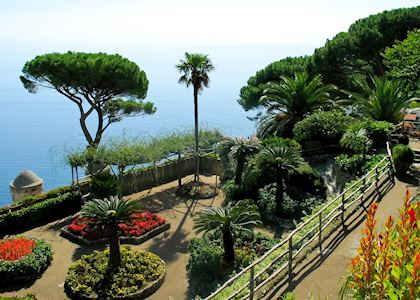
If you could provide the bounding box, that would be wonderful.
[10,170,43,189]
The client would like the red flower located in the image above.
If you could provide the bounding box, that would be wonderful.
[407,208,416,225]
[0,238,36,261]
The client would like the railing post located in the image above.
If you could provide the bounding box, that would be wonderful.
[375,166,380,197]
[341,194,346,231]
[288,236,293,284]
[387,155,395,183]
[318,212,322,257]
[177,152,182,188]
[249,265,254,300]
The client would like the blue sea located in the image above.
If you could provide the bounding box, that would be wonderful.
[0,43,314,206]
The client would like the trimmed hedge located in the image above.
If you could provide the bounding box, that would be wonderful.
[392,144,414,176]
[0,237,52,285]
[0,192,81,235]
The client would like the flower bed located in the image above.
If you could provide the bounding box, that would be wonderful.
[0,237,52,286]
[65,247,165,299]
[61,212,170,245]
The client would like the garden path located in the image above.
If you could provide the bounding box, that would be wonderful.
[0,175,223,300]
[266,178,419,300]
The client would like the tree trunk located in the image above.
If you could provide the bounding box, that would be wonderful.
[118,165,124,197]
[275,168,284,218]
[108,226,121,268]
[234,155,245,185]
[193,86,200,183]
[223,227,235,263]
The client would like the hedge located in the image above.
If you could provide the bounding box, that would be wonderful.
[0,192,81,235]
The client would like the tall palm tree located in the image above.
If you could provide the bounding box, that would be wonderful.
[340,128,372,161]
[79,196,140,268]
[258,72,335,138]
[346,76,417,123]
[257,145,304,217]
[194,200,262,263]
[176,53,214,182]
[219,137,261,185]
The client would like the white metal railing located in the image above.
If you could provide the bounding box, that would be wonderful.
[205,155,393,300]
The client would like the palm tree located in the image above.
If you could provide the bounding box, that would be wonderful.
[219,137,260,185]
[346,76,417,123]
[257,145,304,217]
[79,196,140,268]
[340,128,372,161]
[176,53,214,182]
[258,72,335,137]
[194,200,262,263]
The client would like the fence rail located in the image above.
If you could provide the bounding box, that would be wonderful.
[205,155,393,300]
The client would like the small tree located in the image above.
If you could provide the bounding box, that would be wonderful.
[219,137,261,185]
[21,52,156,148]
[257,145,304,217]
[176,53,214,182]
[194,200,262,263]
[79,197,140,268]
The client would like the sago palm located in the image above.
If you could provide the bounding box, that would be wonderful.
[258,72,335,137]
[194,200,262,263]
[220,137,261,185]
[257,145,304,217]
[340,128,372,161]
[79,196,140,268]
[176,53,214,182]
[346,76,417,123]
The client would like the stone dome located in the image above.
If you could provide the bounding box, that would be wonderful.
[10,169,43,189]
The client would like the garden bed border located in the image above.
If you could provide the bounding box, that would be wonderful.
[60,222,170,246]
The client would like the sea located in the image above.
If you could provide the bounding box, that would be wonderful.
[0,43,314,207]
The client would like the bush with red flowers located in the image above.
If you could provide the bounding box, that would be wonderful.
[0,237,52,286]
[66,212,167,241]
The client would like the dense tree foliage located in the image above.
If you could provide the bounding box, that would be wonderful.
[383,29,420,92]
[239,6,420,111]
[21,52,155,148]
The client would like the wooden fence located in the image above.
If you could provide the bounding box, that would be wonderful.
[205,155,394,300]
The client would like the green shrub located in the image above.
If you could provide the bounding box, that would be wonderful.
[0,192,81,234]
[286,163,327,198]
[261,137,301,151]
[0,294,37,300]
[293,110,351,145]
[65,247,164,299]
[347,119,393,148]
[0,238,52,285]
[90,172,119,198]
[12,185,75,206]
[392,144,414,176]
[336,154,386,176]
[257,184,324,222]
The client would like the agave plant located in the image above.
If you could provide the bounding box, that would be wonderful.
[194,200,262,263]
[79,196,141,268]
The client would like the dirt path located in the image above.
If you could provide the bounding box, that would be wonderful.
[269,179,418,300]
[0,175,223,300]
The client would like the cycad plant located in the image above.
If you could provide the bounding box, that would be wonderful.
[345,76,417,123]
[257,145,304,217]
[176,53,214,182]
[258,72,335,138]
[194,200,262,263]
[80,196,140,268]
[219,137,261,185]
[340,128,372,161]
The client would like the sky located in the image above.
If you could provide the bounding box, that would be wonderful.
[1,0,419,47]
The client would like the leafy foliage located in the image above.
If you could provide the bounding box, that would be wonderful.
[257,73,335,137]
[21,52,154,147]
[347,119,393,148]
[336,154,385,176]
[383,29,420,92]
[194,200,262,262]
[65,247,164,299]
[0,237,52,285]
[341,193,419,299]
[293,110,351,145]
[340,128,372,155]
[90,172,119,199]
[0,192,81,234]
[392,144,414,176]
